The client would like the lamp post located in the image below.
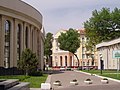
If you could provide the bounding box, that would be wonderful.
[100,54,103,74]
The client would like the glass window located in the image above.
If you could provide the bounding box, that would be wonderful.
[4,20,10,68]
[82,47,85,53]
[82,37,84,41]
[32,30,34,50]
[65,56,67,66]
[82,54,85,59]
[17,24,21,60]
[60,56,62,66]
[25,27,28,48]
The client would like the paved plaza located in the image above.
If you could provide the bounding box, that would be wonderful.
[50,70,120,90]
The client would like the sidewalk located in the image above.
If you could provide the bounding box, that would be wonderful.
[50,70,120,90]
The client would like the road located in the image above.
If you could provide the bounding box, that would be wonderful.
[50,71,120,90]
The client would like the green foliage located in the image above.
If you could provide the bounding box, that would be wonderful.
[44,32,53,63]
[0,74,48,88]
[84,7,120,48]
[18,48,38,76]
[28,71,43,76]
[58,28,80,66]
[58,28,80,54]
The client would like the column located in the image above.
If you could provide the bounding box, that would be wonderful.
[20,22,24,54]
[13,19,17,67]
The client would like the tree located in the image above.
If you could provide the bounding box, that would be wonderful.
[84,7,120,48]
[58,28,80,67]
[18,48,38,76]
[44,32,53,66]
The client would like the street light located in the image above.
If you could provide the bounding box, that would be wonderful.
[100,53,103,74]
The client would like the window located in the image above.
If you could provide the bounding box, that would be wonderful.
[60,56,62,66]
[82,37,85,44]
[82,54,85,59]
[25,27,28,48]
[65,56,67,66]
[86,55,89,59]
[87,60,89,66]
[83,62,85,66]
[82,37,84,41]
[32,30,34,50]
[82,47,85,53]
[70,56,72,66]
[4,20,10,68]
[17,24,21,60]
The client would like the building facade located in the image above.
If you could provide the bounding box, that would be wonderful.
[96,38,120,70]
[52,29,98,69]
[75,30,98,69]
[52,30,74,68]
[0,0,45,74]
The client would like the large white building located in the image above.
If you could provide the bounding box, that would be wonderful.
[96,38,120,70]
[0,0,45,75]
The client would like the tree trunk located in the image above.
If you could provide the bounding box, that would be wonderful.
[74,53,80,67]
[25,69,28,76]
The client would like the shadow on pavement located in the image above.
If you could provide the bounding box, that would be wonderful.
[43,70,65,75]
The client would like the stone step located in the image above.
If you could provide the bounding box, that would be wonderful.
[7,82,30,90]
[0,79,19,90]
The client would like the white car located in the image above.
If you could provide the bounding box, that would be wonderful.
[60,67,66,71]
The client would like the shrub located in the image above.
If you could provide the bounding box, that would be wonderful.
[29,71,43,76]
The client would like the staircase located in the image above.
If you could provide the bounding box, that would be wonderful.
[0,79,30,90]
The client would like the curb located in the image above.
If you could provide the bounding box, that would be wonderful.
[45,75,52,83]
[75,70,120,83]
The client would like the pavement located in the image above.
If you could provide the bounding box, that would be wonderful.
[30,70,120,90]
[50,70,120,90]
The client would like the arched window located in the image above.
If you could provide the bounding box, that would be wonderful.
[65,56,67,66]
[70,56,72,66]
[17,24,21,60]
[4,20,10,68]
[25,27,28,48]
[60,56,62,66]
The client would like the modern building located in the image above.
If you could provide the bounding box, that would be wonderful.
[0,0,45,75]
[52,29,98,69]
[96,38,120,70]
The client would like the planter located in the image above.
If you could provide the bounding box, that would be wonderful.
[53,81,61,86]
[84,79,92,84]
[70,79,78,85]
[101,79,109,84]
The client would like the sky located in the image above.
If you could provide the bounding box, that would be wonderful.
[22,0,120,34]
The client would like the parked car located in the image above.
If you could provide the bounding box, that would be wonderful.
[66,66,72,71]
[60,66,66,71]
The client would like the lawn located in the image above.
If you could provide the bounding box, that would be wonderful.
[0,74,48,88]
[81,70,120,80]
